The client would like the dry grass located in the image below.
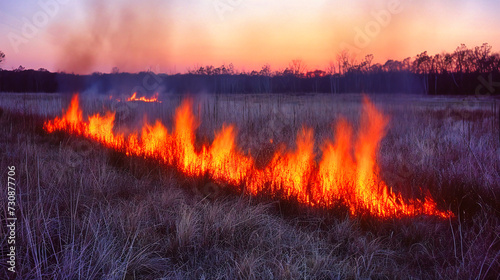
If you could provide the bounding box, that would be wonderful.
[0,92,499,279]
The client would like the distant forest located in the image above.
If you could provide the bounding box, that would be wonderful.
[0,43,499,96]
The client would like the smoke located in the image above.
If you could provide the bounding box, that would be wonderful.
[51,0,173,74]
[47,0,491,74]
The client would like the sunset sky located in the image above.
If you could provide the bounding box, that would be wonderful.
[0,0,499,74]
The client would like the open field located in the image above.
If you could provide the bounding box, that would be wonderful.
[0,92,499,279]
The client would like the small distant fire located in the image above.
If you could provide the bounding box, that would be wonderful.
[44,94,453,218]
[127,92,161,102]
[111,92,161,103]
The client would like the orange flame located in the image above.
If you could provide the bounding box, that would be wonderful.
[126,92,161,103]
[44,95,453,218]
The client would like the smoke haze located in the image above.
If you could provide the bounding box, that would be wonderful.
[52,0,174,74]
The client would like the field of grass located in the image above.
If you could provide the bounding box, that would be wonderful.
[0,92,499,279]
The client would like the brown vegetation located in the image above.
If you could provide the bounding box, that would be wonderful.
[0,93,499,279]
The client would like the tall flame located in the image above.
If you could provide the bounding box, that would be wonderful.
[44,94,453,218]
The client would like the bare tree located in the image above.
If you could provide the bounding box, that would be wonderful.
[363,54,374,72]
[430,54,445,94]
[327,61,336,75]
[443,53,454,73]
[473,43,493,73]
[453,44,467,73]
[0,51,5,64]
[289,59,307,77]
[336,49,356,75]
[327,61,338,94]
[413,51,431,74]
[260,64,271,76]
[413,51,431,94]
[453,44,474,73]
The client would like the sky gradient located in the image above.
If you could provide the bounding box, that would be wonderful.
[0,0,499,74]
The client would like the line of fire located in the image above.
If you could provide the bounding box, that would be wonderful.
[44,94,454,219]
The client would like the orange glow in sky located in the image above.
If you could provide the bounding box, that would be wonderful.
[0,0,499,73]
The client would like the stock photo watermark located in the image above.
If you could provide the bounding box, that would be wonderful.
[475,73,500,96]
[339,0,410,53]
[212,0,244,20]
[8,0,72,53]
[6,165,17,273]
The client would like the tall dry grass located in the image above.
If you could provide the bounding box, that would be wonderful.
[0,92,499,279]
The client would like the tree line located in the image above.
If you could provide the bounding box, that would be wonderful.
[0,43,499,95]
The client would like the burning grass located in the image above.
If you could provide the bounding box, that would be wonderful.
[110,92,162,103]
[43,94,452,218]
[0,93,499,279]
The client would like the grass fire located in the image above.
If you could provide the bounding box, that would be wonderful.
[1,1,499,276]
[44,94,452,218]
[1,92,498,279]
[126,92,161,103]
[111,92,162,103]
